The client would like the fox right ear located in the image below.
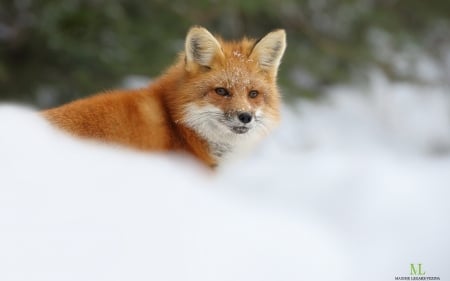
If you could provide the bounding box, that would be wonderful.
[185,26,223,70]
[250,29,286,76]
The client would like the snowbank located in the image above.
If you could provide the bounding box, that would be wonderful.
[1,71,449,280]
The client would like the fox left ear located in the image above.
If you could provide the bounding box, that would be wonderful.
[250,29,287,76]
[185,26,223,71]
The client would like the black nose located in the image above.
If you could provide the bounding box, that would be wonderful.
[238,112,252,124]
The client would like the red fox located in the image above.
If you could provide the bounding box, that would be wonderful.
[42,26,286,167]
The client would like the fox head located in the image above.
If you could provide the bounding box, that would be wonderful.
[176,26,286,159]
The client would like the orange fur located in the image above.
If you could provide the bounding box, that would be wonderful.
[42,26,286,167]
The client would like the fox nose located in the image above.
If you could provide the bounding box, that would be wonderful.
[238,112,252,124]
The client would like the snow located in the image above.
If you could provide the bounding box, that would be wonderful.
[1,70,450,280]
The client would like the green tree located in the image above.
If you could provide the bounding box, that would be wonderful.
[1,0,449,107]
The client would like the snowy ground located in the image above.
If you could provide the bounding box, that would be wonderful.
[1,71,449,281]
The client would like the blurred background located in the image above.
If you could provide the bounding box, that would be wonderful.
[1,0,449,108]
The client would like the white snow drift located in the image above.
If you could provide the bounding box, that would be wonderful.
[1,71,449,281]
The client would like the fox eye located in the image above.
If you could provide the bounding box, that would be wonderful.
[215,87,230,97]
[249,90,259,98]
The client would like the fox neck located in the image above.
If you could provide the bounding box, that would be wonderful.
[179,103,264,165]
[182,123,260,166]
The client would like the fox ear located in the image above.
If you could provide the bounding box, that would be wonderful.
[185,26,223,70]
[250,29,286,76]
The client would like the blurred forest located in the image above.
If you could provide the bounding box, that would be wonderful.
[1,0,449,108]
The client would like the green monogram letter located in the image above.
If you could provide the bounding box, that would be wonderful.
[410,263,425,276]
